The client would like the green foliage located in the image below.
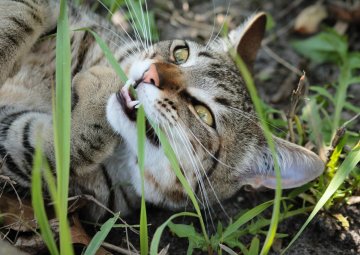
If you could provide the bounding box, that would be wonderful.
[168,222,207,254]
[166,200,312,254]
[31,143,59,255]
[84,213,120,255]
[53,0,73,253]
[292,29,348,65]
[229,48,282,255]
[293,28,360,133]
[31,0,74,254]
[150,212,199,254]
[283,142,360,254]
[137,106,149,255]
[276,28,360,253]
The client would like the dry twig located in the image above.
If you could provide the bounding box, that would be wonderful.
[287,73,307,143]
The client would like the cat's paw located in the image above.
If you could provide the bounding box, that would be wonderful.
[72,66,122,111]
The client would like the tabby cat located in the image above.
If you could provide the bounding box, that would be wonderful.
[0,0,324,221]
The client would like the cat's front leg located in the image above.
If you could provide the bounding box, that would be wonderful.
[70,66,123,173]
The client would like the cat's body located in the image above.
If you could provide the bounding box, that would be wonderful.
[0,0,324,221]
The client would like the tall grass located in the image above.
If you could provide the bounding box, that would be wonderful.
[53,0,73,253]
[31,0,73,254]
[31,143,59,255]
[229,49,282,254]
[282,141,360,253]
[137,106,149,255]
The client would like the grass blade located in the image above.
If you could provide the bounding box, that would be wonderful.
[333,62,351,133]
[31,144,59,255]
[80,29,128,82]
[150,212,198,254]
[229,48,282,255]
[54,1,73,254]
[151,123,209,244]
[248,236,260,255]
[84,213,120,255]
[282,141,360,254]
[137,106,148,255]
[222,200,273,239]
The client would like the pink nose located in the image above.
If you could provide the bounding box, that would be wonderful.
[142,64,159,87]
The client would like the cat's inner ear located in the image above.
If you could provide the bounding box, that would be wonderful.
[244,137,325,189]
[228,12,267,70]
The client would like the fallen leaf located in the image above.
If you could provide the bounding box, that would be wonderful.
[333,213,350,230]
[0,194,54,232]
[347,196,360,205]
[294,4,328,34]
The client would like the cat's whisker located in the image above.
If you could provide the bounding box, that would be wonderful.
[228,106,287,135]
[98,27,139,55]
[207,0,232,50]
[124,0,148,52]
[121,0,146,52]
[166,126,211,231]
[163,123,204,208]
[93,3,141,53]
[166,123,213,232]
[137,0,150,52]
[144,0,153,48]
[205,0,217,49]
[175,123,230,220]
[178,118,236,170]
[172,123,216,231]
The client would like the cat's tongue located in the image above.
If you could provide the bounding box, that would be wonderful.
[121,80,140,109]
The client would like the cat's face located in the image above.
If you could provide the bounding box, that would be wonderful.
[106,13,324,209]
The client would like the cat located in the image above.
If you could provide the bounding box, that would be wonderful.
[0,0,324,221]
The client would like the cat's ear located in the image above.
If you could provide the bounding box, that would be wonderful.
[243,136,324,189]
[228,12,267,70]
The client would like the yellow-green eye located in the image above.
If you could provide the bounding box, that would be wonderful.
[194,105,213,126]
[173,47,189,64]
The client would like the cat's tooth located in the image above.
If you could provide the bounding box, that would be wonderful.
[134,103,141,109]
[127,100,140,109]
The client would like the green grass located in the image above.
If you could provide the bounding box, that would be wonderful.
[31,0,73,255]
[53,1,73,253]
[229,48,282,255]
[137,106,149,255]
[31,143,59,255]
[84,213,119,255]
[282,141,360,254]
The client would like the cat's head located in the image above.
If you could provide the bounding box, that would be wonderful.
[106,13,324,209]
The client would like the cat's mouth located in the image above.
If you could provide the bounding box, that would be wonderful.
[116,85,159,146]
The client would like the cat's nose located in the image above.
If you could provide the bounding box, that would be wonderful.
[142,64,159,87]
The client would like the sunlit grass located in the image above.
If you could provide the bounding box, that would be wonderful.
[31,0,73,254]
[229,49,282,255]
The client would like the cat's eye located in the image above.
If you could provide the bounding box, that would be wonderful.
[194,105,213,126]
[173,47,189,64]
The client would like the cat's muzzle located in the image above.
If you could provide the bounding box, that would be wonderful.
[115,87,159,146]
